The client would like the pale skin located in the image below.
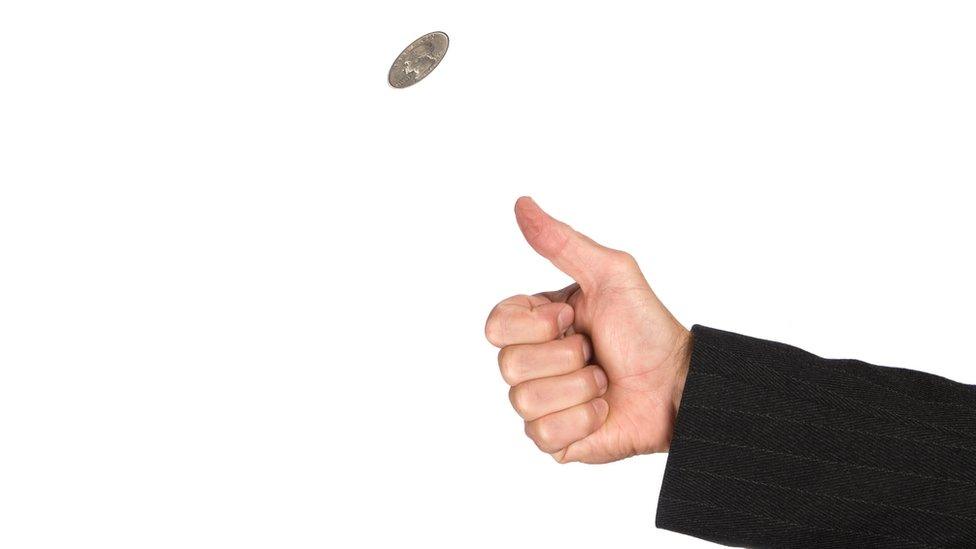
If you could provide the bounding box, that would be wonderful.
[485,197,692,464]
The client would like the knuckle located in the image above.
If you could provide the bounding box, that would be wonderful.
[608,250,637,271]
[527,420,556,452]
[509,385,533,418]
[485,313,498,344]
[497,347,520,385]
[484,315,502,346]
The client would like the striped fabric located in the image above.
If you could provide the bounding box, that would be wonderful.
[656,326,976,548]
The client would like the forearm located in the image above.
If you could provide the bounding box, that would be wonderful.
[657,325,976,547]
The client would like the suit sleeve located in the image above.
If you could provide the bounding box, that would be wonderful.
[656,325,976,548]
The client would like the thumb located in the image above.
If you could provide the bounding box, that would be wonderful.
[514,197,632,289]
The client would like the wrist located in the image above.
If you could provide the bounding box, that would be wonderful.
[669,328,692,428]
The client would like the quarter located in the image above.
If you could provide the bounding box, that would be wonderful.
[388,32,449,89]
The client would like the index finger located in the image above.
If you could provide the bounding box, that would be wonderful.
[484,294,574,347]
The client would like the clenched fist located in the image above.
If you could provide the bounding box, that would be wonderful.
[486,197,692,464]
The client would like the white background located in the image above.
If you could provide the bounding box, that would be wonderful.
[1,1,974,547]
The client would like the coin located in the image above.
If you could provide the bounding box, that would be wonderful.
[388,32,449,89]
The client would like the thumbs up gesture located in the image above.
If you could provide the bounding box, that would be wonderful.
[486,197,692,464]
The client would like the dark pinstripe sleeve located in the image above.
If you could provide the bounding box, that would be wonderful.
[656,325,976,548]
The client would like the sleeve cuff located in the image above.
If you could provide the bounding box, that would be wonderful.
[654,325,976,547]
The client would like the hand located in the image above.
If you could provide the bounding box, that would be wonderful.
[485,197,691,464]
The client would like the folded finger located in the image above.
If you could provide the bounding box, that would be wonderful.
[524,398,609,454]
[497,333,591,385]
[485,295,573,347]
[509,365,608,421]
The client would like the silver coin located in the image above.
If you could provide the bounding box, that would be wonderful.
[388,32,449,89]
